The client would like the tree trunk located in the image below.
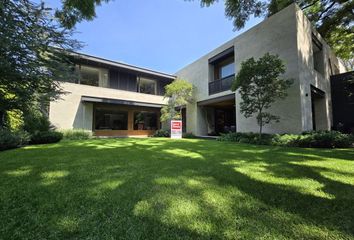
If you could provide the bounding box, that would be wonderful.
[259,124,262,139]
[0,110,5,129]
[258,110,262,139]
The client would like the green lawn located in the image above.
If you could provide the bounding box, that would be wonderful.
[0,138,353,239]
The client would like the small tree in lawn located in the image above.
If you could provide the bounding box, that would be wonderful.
[160,79,193,122]
[231,53,293,137]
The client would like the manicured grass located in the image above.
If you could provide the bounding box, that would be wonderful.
[0,138,353,239]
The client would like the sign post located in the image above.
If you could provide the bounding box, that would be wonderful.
[170,120,182,139]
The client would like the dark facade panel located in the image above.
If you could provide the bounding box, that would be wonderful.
[109,69,137,92]
[331,71,354,133]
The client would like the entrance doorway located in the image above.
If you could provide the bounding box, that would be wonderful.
[215,108,236,134]
[311,86,326,131]
[197,94,236,136]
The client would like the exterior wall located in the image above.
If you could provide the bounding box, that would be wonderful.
[177,4,302,135]
[295,6,346,131]
[49,82,167,132]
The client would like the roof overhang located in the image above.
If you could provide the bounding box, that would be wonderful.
[81,96,164,108]
[197,94,235,106]
[69,52,176,80]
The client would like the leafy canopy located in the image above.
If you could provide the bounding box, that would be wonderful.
[232,53,293,135]
[0,0,80,127]
[161,79,194,122]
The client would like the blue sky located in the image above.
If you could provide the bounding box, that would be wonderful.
[44,0,262,73]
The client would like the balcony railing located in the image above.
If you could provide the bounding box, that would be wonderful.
[209,75,234,95]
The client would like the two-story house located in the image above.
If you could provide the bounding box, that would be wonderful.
[176,3,347,136]
[49,53,175,137]
[49,3,347,137]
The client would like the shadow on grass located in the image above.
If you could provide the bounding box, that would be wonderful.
[0,138,353,239]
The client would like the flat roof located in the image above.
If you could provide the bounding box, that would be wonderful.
[70,51,176,80]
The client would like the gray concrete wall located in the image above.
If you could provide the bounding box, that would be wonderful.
[49,82,167,131]
[177,4,302,135]
[295,6,346,131]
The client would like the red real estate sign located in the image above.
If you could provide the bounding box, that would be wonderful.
[171,120,182,139]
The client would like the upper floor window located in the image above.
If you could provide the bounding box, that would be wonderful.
[138,77,156,95]
[215,59,235,80]
[312,34,324,75]
[80,66,100,86]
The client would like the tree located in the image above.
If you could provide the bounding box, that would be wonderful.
[0,0,80,128]
[199,0,353,69]
[54,0,110,29]
[160,79,194,122]
[231,53,293,136]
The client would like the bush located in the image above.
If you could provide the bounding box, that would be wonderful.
[219,132,273,145]
[0,130,30,151]
[153,129,170,137]
[23,110,53,134]
[219,131,353,148]
[30,131,63,145]
[61,129,92,140]
[295,131,352,148]
[182,132,196,138]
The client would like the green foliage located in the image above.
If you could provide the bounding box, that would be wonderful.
[232,53,293,135]
[219,131,353,148]
[61,129,93,140]
[0,129,30,151]
[152,129,170,137]
[55,0,111,29]
[3,110,23,131]
[0,0,80,128]
[160,79,193,122]
[23,109,53,134]
[200,0,265,30]
[29,131,63,145]
[219,132,274,145]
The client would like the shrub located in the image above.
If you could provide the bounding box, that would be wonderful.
[0,130,30,151]
[61,129,92,140]
[182,132,196,138]
[294,131,352,148]
[219,132,273,145]
[30,131,63,145]
[219,131,353,148]
[153,129,170,137]
[23,110,53,134]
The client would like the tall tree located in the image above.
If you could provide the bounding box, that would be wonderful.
[160,79,194,122]
[231,53,293,136]
[55,0,110,29]
[0,0,80,127]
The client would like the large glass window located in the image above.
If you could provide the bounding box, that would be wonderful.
[138,77,156,95]
[80,66,99,86]
[134,111,158,130]
[312,34,324,75]
[214,58,235,81]
[95,108,128,130]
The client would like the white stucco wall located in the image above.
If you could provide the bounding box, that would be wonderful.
[49,82,167,130]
